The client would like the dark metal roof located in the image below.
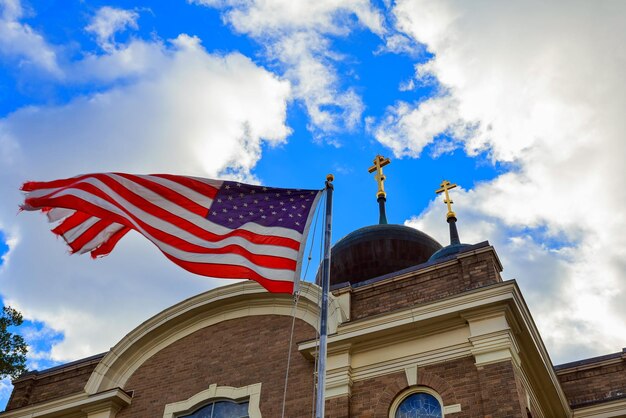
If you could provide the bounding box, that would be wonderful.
[554,347,626,371]
[323,223,442,286]
[14,352,107,381]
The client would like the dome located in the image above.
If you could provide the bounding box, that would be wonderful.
[428,242,473,261]
[326,223,442,287]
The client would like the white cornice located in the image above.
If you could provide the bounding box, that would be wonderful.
[298,280,571,416]
[0,388,131,418]
[84,281,344,395]
[572,398,626,417]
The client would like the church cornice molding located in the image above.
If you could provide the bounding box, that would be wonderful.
[84,281,345,396]
[0,388,131,418]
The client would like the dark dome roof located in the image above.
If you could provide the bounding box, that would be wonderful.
[326,224,442,286]
[428,242,473,261]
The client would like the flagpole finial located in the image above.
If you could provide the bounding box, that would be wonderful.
[326,174,334,183]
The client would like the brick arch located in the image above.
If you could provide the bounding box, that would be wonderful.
[372,369,459,417]
[372,372,411,418]
[416,369,459,405]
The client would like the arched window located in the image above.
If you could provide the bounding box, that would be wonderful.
[180,400,249,418]
[390,387,444,418]
[163,383,262,418]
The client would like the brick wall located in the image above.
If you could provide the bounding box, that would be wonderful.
[115,315,316,418]
[348,250,502,320]
[347,357,527,418]
[5,358,101,410]
[476,361,527,418]
[557,356,626,408]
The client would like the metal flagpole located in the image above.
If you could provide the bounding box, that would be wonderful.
[316,174,334,418]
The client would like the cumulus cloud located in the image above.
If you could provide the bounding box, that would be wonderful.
[385,0,626,362]
[407,188,626,362]
[0,34,292,361]
[85,6,140,52]
[0,0,61,75]
[191,0,384,138]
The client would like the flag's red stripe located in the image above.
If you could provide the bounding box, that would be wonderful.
[21,174,94,192]
[66,219,111,254]
[51,211,92,236]
[90,226,130,258]
[152,174,219,200]
[87,174,299,250]
[115,173,211,217]
[70,178,297,269]
[26,192,297,270]
[26,175,298,250]
[162,253,294,294]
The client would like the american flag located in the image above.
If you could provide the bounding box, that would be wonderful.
[20,173,322,293]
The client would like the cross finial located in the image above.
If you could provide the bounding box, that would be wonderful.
[368,155,391,199]
[435,180,458,219]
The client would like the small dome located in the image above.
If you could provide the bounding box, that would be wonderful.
[326,224,442,287]
[428,242,473,261]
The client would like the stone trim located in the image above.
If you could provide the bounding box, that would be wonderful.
[162,383,262,418]
[572,397,626,417]
[85,281,346,394]
[0,388,131,418]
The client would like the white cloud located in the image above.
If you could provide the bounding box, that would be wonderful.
[85,6,140,53]
[407,188,626,363]
[191,0,383,138]
[367,96,473,157]
[0,0,61,75]
[0,34,292,361]
[388,0,626,362]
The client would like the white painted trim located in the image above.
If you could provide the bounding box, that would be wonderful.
[85,281,346,395]
[0,388,131,418]
[572,398,626,417]
[162,383,262,418]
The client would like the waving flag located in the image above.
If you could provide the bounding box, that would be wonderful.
[21,173,322,293]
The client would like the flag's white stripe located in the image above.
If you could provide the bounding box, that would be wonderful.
[63,216,100,244]
[123,174,219,210]
[48,185,299,260]
[158,242,295,281]
[75,222,125,254]
[24,186,66,201]
[47,208,75,222]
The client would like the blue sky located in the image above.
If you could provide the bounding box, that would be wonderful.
[1,0,625,410]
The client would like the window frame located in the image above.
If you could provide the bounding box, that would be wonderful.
[163,383,262,418]
[389,386,445,418]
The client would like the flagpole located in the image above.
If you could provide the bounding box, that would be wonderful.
[316,174,334,418]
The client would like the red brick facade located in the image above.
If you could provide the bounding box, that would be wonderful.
[346,250,502,321]
[556,351,626,409]
[3,245,624,417]
[6,355,102,410]
[115,315,316,418]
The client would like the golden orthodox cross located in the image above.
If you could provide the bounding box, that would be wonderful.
[368,155,391,198]
[435,180,457,219]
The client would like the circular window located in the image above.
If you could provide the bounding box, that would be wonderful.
[394,391,442,418]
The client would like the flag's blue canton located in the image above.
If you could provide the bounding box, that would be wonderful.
[207,181,319,234]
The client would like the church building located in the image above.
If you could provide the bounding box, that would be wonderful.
[2,158,626,417]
